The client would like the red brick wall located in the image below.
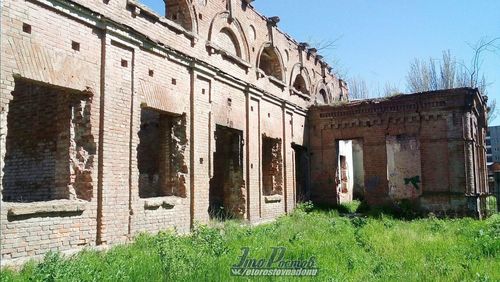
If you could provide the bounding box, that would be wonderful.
[0,0,345,264]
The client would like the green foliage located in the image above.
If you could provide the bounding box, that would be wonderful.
[338,200,362,214]
[2,211,499,282]
[295,200,314,213]
[485,196,498,217]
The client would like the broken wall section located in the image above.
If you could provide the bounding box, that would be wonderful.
[138,108,188,198]
[352,140,365,200]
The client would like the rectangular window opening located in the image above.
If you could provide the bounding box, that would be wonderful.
[262,135,283,196]
[3,79,95,202]
[138,108,188,198]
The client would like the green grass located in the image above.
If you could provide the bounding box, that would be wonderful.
[1,205,499,282]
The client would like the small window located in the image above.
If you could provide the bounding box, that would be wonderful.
[22,23,32,34]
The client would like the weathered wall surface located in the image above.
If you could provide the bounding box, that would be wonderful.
[386,135,422,200]
[352,139,364,199]
[308,89,489,216]
[0,0,346,264]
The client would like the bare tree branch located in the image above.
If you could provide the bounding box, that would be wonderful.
[305,35,344,52]
[347,76,369,99]
[468,37,500,89]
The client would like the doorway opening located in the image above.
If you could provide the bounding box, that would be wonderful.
[209,125,245,220]
[292,143,310,203]
[336,139,365,203]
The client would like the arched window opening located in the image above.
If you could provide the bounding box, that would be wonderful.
[216,28,241,58]
[317,89,328,105]
[293,74,309,95]
[259,47,283,81]
[164,0,193,31]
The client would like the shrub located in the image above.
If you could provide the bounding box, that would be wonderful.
[295,201,314,213]
[192,224,228,257]
[338,200,362,214]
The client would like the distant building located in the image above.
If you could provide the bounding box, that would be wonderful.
[487,131,492,165]
[487,126,500,164]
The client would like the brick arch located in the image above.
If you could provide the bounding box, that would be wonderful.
[164,0,197,32]
[257,43,285,82]
[216,28,241,58]
[313,80,332,104]
[317,89,328,105]
[289,63,311,95]
[208,12,250,61]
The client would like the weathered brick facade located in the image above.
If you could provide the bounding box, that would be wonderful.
[0,0,346,264]
[309,89,490,217]
[1,1,489,265]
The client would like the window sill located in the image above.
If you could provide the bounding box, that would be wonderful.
[143,196,184,210]
[5,199,88,217]
[268,76,286,89]
[264,195,283,203]
[290,88,311,101]
[256,70,286,89]
[206,41,251,70]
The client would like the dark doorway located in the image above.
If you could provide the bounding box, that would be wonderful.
[209,125,245,220]
[293,143,310,203]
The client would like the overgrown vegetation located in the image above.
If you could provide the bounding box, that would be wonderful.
[2,205,499,281]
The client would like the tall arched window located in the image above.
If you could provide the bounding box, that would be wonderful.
[259,46,283,81]
[293,74,309,95]
[165,0,193,31]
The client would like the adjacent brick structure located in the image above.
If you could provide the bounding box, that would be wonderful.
[309,89,490,217]
[0,0,346,264]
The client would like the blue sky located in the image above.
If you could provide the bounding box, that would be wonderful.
[140,0,500,125]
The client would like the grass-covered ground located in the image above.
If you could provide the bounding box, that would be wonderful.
[1,202,499,281]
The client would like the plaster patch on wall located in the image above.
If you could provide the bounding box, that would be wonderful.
[386,135,422,200]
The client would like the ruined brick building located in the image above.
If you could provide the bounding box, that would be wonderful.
[309,89,489,217]
[0,0,489,265]
[0,0,346,263]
